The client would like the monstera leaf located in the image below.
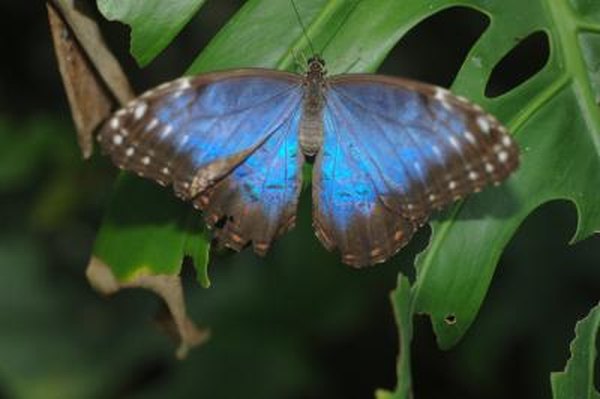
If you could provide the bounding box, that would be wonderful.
[551,302,600,399]
[98,0,207,66]
[91,0,600,396]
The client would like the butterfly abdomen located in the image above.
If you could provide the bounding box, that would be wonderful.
[299,91,324,156]
[300,56,327,156]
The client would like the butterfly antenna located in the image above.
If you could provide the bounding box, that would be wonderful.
[290,0,317,56]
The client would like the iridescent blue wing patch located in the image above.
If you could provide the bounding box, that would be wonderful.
[192,107,303,253]
[98,70,305,252]
[313,75,519,266]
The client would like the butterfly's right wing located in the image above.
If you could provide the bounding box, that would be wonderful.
[98,70,305,254]
[313,75,519,267]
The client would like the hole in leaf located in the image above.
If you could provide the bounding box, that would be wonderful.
[485,31,550,98]
[444,314,457,325]
[379,6,490,88]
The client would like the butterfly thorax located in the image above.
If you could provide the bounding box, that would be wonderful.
[299,56,327,157]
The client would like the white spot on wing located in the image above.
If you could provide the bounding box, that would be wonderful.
[126,147,135,157]
[449,136,460,150]
[146,118,159,131]
[476,116,491,133]
[142,156,150,165]
[157,82,171,91]
[448,181,457,190]
[112,134,123,145]
[464,131,476,144]
[485,163,495,173]
[160,125,173,138]
[134,101,148,120]
[110,118,119,129]
[434,88,453,110]
[141,89,155,98]
[468,171,478,180]
[498,151,509,163]
[434,88,445,101]
[178,78,192,90]
[502,135,512,147]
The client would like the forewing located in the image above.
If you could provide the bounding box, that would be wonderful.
[98,69,302,199]
[313,75,519,267]
[98,70,305,255]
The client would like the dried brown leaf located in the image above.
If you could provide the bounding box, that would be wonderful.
[47,0,134,158]
[86,257,210,359]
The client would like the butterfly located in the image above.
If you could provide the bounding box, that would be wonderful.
[97,55,519,267]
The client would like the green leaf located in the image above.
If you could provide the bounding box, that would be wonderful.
[93,174,209,287]
[389,275,414,399]
[97,0,207,66]
[551,302,600,399]
[186,0,361,73]
[406,0,600,349]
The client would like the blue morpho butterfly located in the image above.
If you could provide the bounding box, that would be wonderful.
[98,54,519,267]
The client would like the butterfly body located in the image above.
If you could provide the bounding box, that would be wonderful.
[299,56,327,156]
[98,57,519,267]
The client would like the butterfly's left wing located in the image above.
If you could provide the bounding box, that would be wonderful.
[313,75,519,267]
[98,70,305,255]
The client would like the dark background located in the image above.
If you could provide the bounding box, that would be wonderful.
[0,1,598,398]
